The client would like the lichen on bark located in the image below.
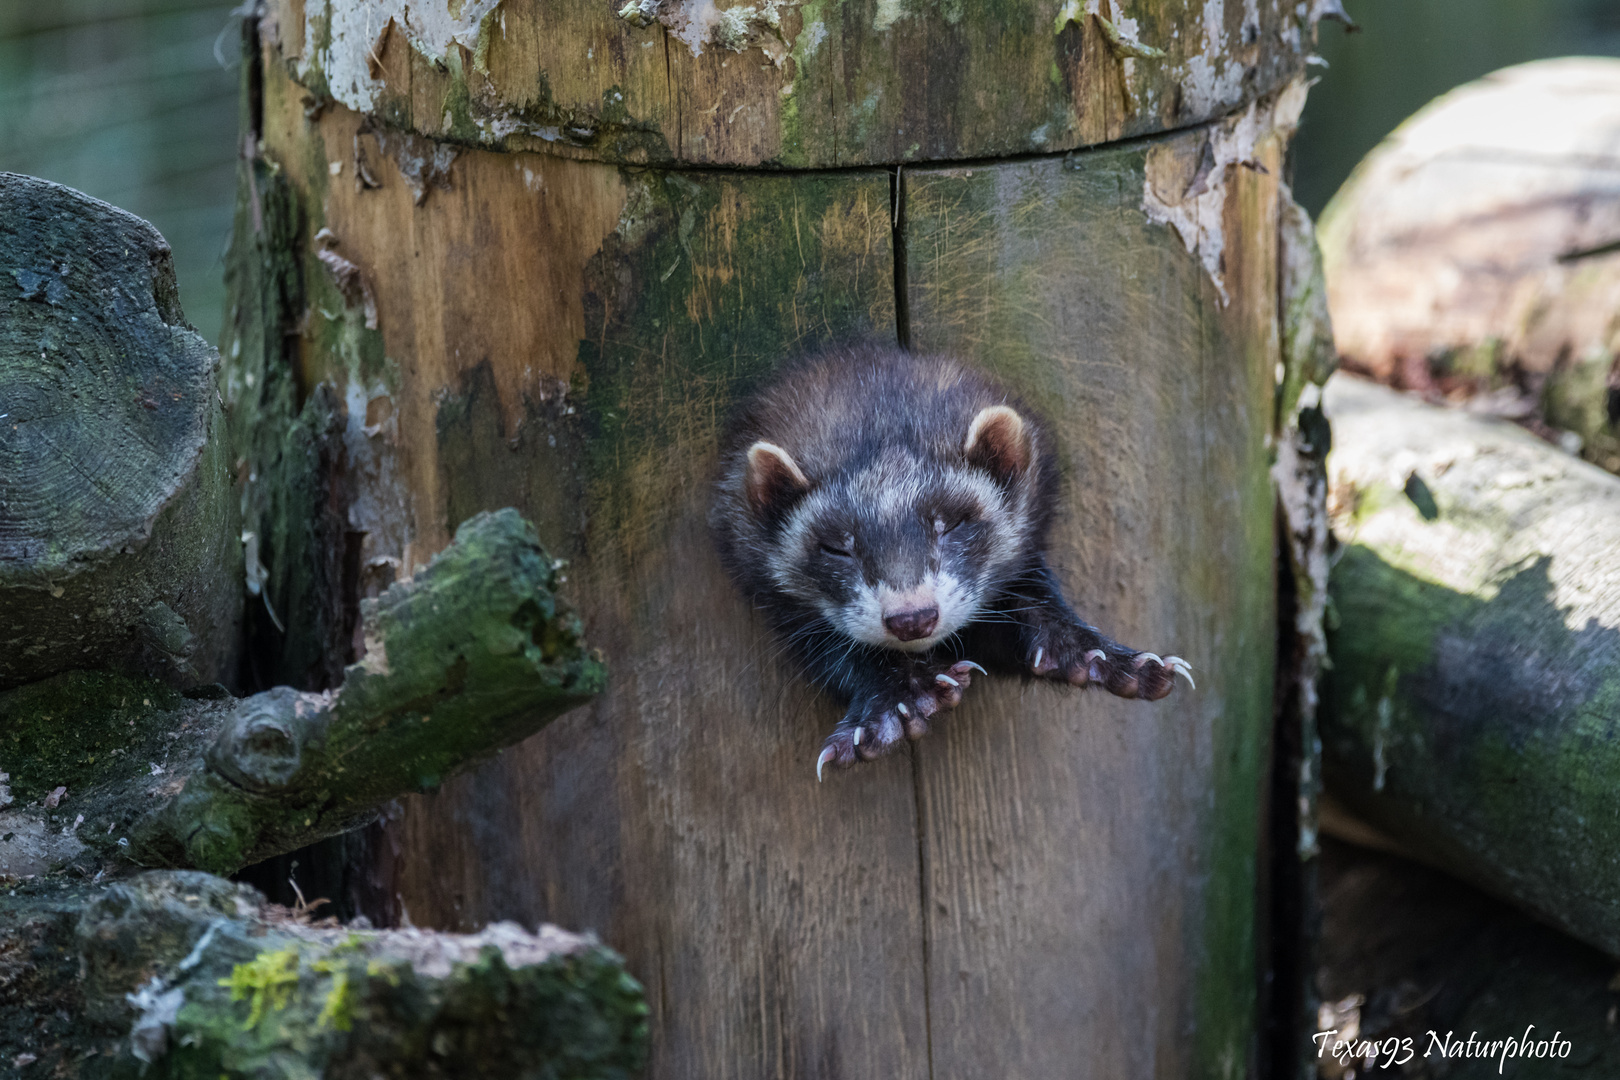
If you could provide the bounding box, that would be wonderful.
[4,871,647,1078]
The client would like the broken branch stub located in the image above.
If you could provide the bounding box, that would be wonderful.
[0,508,604,878]
[135,507,606,874]
[0,172,241,690]
[1321,374,1620,957]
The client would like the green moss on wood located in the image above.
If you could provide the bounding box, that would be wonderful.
[4,870,647,1078]
[218,947,302,1029]
[1325,543,1620,956]
[569,167,895,567]
[0,672,186,806]
[130,509,605,875]
[2,509,602,879]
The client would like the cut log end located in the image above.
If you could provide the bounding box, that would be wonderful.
[0,172,211,571]
[0,173,240,690]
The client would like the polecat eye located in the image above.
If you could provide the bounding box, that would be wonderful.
[820,536,855,559]
[938,516,971,536]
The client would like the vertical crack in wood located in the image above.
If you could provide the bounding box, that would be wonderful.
[244,10,264,145]
[891,165,911,351]
[663,29,679,161]
[910,748,935,1080]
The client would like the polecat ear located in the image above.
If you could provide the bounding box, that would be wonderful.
[963,405,1031,481]
[744,441,811,517]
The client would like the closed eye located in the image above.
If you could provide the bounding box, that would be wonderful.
[820,543,853,559]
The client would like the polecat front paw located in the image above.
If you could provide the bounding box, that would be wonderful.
[815,660,985,779]
[1029,631,1192,701]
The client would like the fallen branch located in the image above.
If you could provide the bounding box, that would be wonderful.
[0,509,605,878]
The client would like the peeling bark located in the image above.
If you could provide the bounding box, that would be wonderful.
[1267,180,1338,1079]
[258,0,1320,167]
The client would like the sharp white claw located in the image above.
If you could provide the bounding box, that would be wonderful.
[1134,652,1163,668]
[896,702,910,717]
[817,746,836,782]
[853,727,863,746]
[1033,647,1045,670]
[1166,656,1196,689]
[959,660,987,676]
[1085,650,1107,663]
[936,673,959,688]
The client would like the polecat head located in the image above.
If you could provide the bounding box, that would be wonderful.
[743,404,1034,652]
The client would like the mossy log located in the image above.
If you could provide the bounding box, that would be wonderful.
[0,508,604,880]
[1318,59,1620,472]
[1321,374,1620,957]
[227,0,1320,1062]
[0,870,646,1077]
[0,173,240,691]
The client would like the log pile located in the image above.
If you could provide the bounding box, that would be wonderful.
[0,175,638,1077]
[1316,58,1620,963]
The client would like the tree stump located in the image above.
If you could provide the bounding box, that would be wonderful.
[231,2,1327,1074]
[0,173,240,691]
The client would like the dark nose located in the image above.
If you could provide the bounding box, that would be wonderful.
[884,607,939,642]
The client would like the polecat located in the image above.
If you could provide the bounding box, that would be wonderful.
[711,344,1192,778]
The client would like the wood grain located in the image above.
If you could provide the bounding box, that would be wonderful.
[903,127,1281,1079]
[240,38,1287,1076]
[0,172,240,691]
